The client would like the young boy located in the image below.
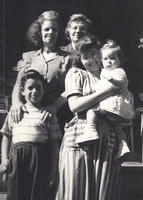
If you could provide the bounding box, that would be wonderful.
[0,69,62,200]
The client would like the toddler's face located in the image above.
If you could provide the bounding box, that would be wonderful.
[81,48,101,73]
[101,49,120,70]
[22,78,44,106]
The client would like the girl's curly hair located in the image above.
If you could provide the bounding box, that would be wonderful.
[26,11,60,48]
[65,14,92,41]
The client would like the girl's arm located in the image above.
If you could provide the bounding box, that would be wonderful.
[0,135,11,174]
[68,83,118,113]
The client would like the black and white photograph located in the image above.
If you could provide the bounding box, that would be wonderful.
[0,0,143,199]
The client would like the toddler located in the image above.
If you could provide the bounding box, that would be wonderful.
[0,69,62,200]
[76,39,135,157]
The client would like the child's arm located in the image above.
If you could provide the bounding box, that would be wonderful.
[0,135,11,174]
[101,68,127,88]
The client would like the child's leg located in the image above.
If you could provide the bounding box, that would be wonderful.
[76,109,99,144]
[113,124,130,157]
[86,109,98,131]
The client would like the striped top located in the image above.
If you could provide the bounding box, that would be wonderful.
[0,104,62,144]
[64,67,101,147]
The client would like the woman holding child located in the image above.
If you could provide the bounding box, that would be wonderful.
[10,11,95,199]
[56,36,134,200]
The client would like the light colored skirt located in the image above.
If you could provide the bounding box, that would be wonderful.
[55,116,118,200]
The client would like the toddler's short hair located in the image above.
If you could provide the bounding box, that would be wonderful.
[101,39,125,64]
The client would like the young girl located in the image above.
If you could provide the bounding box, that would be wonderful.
[0,70,62,200]
[76,39,135,157]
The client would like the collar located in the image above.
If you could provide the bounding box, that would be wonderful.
[36,47,65,56]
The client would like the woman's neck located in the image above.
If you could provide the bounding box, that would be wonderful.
[25,102,43,111]
[71,41,78,51]
[88,68,100,78]
[43,44,56,53]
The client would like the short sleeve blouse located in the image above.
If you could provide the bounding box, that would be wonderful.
[65,67,100,98]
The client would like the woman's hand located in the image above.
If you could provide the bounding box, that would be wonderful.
[41,104,58,122]
[10,102,27,123]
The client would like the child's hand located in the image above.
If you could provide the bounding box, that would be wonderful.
[101,69,112,81]
[0,159,9,174]
[139,93,143,101]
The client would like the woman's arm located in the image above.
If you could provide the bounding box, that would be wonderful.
[11,68,26,123]
[42,91,67,122]
[12,67,26,104]
[68,83,118,113]
[53,91,67,110]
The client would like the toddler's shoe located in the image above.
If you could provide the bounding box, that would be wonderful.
[116,141,130,159]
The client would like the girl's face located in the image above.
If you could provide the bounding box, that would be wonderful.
[101,49,120,70]
[81,48,101,73]
[22,78,44,106]
[68,20,88,43]
[41,20,59,46]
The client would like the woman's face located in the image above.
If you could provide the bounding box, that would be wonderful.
[81,48,101,73]
[41,20,59,46]
[68,20,88,43]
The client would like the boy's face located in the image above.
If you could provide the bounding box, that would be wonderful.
[101,49,120,70]
[81,47,101,73]
[22,78,44,106]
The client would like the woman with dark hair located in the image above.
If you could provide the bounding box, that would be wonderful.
[11,11,71,133]
[56,36,123,200]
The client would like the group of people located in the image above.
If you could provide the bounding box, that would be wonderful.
[0,10,136,200]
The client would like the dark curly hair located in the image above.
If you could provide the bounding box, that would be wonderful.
[21,69,46,89]
[75,34,101,54]
[26,11,60,48]
[65,14,92,41]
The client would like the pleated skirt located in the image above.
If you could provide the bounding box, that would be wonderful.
[56,116,117,200]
